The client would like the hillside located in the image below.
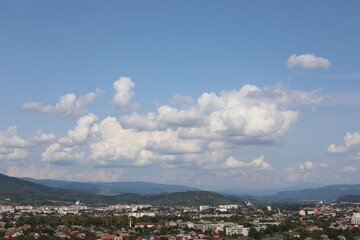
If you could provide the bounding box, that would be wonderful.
[0,174,238,206]
[337,195,360,203]
[22,177,199,195]
[274,184,360,201]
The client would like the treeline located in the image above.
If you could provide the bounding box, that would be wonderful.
[16,215,129,228]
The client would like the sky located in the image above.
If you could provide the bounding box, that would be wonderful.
[1,0,360,190]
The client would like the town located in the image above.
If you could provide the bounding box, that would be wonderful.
[1,201,360,240]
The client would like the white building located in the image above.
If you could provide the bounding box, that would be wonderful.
[351,213,360,225]
[226,225,250,236]
[127,212,155,218]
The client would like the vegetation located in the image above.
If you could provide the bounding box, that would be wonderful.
[0,173,239,206]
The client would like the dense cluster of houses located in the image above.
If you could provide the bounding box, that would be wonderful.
[1,201,360,239]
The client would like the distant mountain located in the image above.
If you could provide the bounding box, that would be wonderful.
[220,182,324,196]
[21,178,200,195]
[274,184,360,201]
[1,174,237,206]
[0,173,103,205]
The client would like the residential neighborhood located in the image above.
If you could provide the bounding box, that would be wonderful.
[1,201,360,240]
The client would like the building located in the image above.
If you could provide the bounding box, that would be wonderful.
[225,225,250,236]
[351,213,360,225]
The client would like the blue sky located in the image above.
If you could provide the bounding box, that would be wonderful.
[1,0,360,190]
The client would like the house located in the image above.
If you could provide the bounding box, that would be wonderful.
[135,222,155,228]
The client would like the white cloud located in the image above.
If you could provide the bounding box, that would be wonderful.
[37,82,324,174]
[224,155,272,171]
[286,54,331,69]
[286,161,316,182]
[59,113,98,145]
[41,113,98,163]
[41,143,85,164]
[0,126,32,160]
[299,161,313,170]
[0,126,33,148]
[112,77,140,110]
[327,131,360,158]
[29,130,56,143]
[339,166,358,172]
[122,84,323,145]
[0,126,56,161]
[0,147,29,161]
[22,88,104,117]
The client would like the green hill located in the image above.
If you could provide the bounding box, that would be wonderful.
[337,194,360,203]
[274,184,360,201]
[0,173,239,206]
[22,177,200,195]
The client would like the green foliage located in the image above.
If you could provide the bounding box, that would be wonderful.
[0,173,239,206]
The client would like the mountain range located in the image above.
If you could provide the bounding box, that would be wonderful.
[0,173,238,206]
[2,174,360,204]
[22,177,199,195]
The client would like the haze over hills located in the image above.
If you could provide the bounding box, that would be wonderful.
[0,173,238,206]
[22,177,200,195]
[3,174,360,204]
[220,182,325,196]
[273,184,360,201]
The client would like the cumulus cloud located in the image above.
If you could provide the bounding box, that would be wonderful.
[122,84,323,145]
[224,155,272,170]
[41,143,85,164]
[286,54,331,69]
[0,126,33,148]
[22,89,104,117]
[112,77,140,110]
[0,126,32,160]
[58,113,98,145]
[41,113,97,164]
[327,131,360,160]
[29,130,56,143]
[0,126,56,160]
[38,82,324,172]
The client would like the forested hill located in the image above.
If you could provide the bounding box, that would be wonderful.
[337,195,360,203]
[0,173,239,206]
[22,177,199,195]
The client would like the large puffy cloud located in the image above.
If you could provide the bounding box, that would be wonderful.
[22,89,104,117]
[286,54,331,69]
[40,83,324,171]
[59,113,98,145]
[112,77,140,110]
[41,113,97,164]
[122,84,323,144]
[327,130,360,160]
[41,143,85,164]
